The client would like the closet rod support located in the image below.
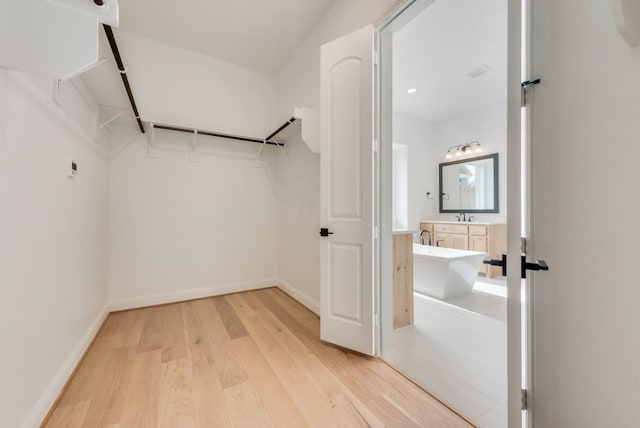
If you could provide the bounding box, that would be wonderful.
[265,116,297,142]
[102,24,145,134]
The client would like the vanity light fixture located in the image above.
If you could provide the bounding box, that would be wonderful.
[445,141,482,159]
[407,87,417,94]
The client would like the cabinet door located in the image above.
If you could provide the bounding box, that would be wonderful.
[434,232,469,250]
[433,232,449,248]
[450,233,469,250]
[469,235,487,252]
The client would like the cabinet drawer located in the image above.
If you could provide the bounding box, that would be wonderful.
[419,223,434,233]
[434,223,468,234]
[469,225,487,236]
[434,233,469,250]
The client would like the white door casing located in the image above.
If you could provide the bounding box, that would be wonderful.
[320,25,375,356]
[506,0,525,426]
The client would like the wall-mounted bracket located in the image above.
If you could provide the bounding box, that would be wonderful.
[97,105,127,130]
[189,130,199,163]
[147,123,157,159]
[612,0,640,46]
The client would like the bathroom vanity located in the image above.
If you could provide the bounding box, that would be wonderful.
[419,221,506,278]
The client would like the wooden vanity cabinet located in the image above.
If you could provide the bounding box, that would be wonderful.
[432,224,470,250]
[419,222,507,278]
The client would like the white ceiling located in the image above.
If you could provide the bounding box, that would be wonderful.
[117,0,336,74]
[393,0,508,122]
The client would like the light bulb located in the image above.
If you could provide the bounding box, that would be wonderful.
[446,152,452,159]
[475,146,482,153]
[455,150,462,157]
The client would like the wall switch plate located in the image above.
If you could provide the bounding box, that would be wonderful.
[67,159,78,178]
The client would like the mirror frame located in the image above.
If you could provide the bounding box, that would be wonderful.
[438,153,499,213]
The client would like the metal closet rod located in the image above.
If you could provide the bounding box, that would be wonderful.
[102,24,145,134]
[98,10,298,145]
[151,120,297,147]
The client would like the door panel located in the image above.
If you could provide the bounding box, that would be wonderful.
[320,25,374,355]
[328,243,363,323]
[329,59,363,219]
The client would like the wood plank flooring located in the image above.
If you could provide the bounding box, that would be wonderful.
[44,288,473,428]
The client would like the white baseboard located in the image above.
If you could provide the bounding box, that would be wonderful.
[106,278,278,312]
[277,278,320,316]
[21,305,109,428]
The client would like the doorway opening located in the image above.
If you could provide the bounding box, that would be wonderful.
[376,0,514,426]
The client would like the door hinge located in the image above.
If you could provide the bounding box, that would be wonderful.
[373,226,379,240]
[521,237,527,254]
[373,138,379,153]
[521,78,541,106]
[521,389,529,411]
[373,50,379,65]
[374,312,380,328]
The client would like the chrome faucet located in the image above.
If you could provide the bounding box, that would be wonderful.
[420,229,432,246]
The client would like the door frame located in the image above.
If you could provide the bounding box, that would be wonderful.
[372,0,527,425]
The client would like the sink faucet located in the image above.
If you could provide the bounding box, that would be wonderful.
[456,212,466,222]
[420,229,432,246]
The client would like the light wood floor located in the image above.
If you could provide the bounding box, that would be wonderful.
[44,288,473,427]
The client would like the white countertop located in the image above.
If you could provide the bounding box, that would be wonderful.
[412,243,487,259]
[420,220,495,225]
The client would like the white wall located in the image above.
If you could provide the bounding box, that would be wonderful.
[532,0,640,426]
[429,101,507,223]
[0,70,108,428]
[392,112,436,232]
[277,0,399,117]
[107,128,279,306]
[391,101,506,234]
[117,31,279,137]
[275,0,398,306]
[103,29,284,308]
[275,135,321,309]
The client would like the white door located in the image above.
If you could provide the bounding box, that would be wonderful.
[320,25,375,356]
[528,1,640,427]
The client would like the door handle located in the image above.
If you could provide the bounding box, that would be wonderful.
[483,254,508,276]
[522,256,549,278]
[483,254,549,278]
[319,228,334,237]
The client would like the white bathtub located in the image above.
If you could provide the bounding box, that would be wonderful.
[413,244,487,299]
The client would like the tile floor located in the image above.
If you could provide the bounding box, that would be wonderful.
[384,279,507,428]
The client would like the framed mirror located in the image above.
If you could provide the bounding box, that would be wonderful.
[439,153,499,213]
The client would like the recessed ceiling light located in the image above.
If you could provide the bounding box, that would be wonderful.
[407,87,417,94]
[466,64,492,78]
